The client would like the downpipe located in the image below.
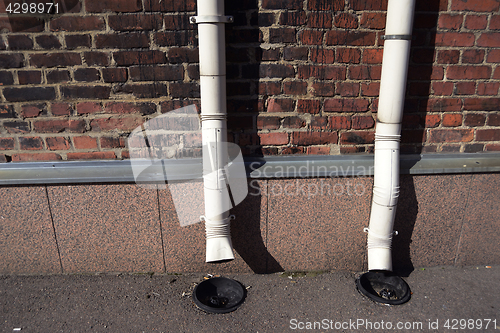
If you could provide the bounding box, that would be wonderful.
[357,0,415,305]
[192,0,235,262]
[366,0,415,272]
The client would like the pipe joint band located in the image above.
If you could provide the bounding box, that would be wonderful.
[381,34,413,40]
[190,15,234,24]
[205,218,232,239]
[364,227,398,249]
[201,114,227,122]
[375,133,401,142]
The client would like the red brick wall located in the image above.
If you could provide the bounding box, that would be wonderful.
[0,0,499,162]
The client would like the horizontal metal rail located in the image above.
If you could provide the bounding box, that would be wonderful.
[0,153,499,185]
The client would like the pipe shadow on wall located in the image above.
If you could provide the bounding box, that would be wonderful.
[392,1,441,276]
[224,0,283,273]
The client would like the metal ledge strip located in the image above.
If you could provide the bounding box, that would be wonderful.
[0,153,499,185]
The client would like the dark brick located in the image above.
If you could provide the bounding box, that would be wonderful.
[17,70,42,85]
[133,65,184,81]
[143,0,195,12]
[36,35,62,49]
[115,83,168,99]
[340,131,375,144]
[349,65,381,80]
[476,129,500,141]
[269,28,297,43]
[267,98,295,112]
[311,82,335,97]
[336,48,361,63]
[30,53,81,68]
[85,0,142,12]
[252,13,276,27]
[262,0,302,10]
[95,32,149,49]
[464,144,484,153]
[19,137,43,150]
[46,70,70,84]
[50,16,105,31]
[284,81,308,95]
[33,119,86,133]
[65,34,92,49]
[0,71,14,85]
[169,82,199,98]
[113,50,166,66]
[0,104,15,118]
[259,64,295,78]
[307,0,343,11]
[324,99,369,112]
[298,30,324,45]
[298,65,345,80]
[352,115,375,129]
[337,82,360,97]
[7,35,33,50]
[3,121,30,133]
[487,113,500,126]
[102,68,128,82]
[4,87,56,102]
[0,53,24,68]
[61,85,111,99]
[284,47,309,61]
[155,31,197,47]
[74,68,100,82]
[297,99,321,114]
[310,49,335,63]
[46,137,70,150]
[308,12,333,28]
[257,116,281,130]
[310,116,328,129]
[109,14,162,31]
[164,14,194,30]
[326,31,376,46]
[100,136,126,149]
[350,0,388,10]
[329,116,351,129]
[334,13,359,28]
[463,98,500,111]
[168,48,198,63]
[279,12,307,26]
[104,102,156,115]
[428,129,474,143]
[0,138,15,150]
[84,52,110,66]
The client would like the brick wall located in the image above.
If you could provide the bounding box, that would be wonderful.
[0,0,499,163]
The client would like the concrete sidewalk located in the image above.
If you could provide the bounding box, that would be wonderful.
[1,265,499,332]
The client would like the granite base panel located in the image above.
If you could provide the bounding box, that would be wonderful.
[1,173,499,274]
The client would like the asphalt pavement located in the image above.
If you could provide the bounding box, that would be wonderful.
[1,265,499,332]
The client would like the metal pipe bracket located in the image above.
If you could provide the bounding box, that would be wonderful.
[190,15,234,24]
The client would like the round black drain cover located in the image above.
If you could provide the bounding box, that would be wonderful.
[356,270,411,305]
[193,277,245,313]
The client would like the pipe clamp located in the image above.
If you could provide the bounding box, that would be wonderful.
[190,15,234,24]
[381,34,413,40]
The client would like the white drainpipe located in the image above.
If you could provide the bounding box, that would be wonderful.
[191,0,235,262]
[365,0,416,271]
